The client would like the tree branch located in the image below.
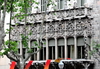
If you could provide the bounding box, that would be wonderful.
[24,48,43,62]
[11,51,20,61]
[6,53,18,62]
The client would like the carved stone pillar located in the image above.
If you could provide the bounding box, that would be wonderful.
[46,38,49,60]
[55,37,58,59]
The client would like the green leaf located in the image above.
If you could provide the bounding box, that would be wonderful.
[35,2,39,5]
[47,3,50,7]
[38,46,41,48]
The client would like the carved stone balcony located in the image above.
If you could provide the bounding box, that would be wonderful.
[14,7,92,24]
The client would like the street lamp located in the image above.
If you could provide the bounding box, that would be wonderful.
[58,61,64,69]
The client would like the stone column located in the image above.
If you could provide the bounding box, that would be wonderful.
[74,19,77,59]
[55,37,58,59]
[64,36,67,59]
[46,38,49,60]
[37,39,39,60]
[74,36,77,59]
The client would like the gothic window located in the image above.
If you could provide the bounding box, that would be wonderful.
[57,38,65,58]
[77,37,85,59]
[40,39,46,60]
[30,40,37,60]
[48,39,55,59]
[67,37,74,59]
[77,0,85,7]
[57,0,64,9]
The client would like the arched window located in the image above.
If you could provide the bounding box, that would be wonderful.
[40,39,46,60]
[67,37,74,59]
[57,38,65,58]
[77,36,85,59]
[30,40,37,60]
[48,39,55,59]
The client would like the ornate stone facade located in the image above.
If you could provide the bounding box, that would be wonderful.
[10,7,93,60]
[11,7,92,40]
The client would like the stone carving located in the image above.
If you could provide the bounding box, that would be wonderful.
[14,7,92,23]
[11,25,20,41]
[27,15,35,23]
[66,20,74,32]
[11,7,92,41]
[75,8,85,16]
[30,24,37,39]
[47,22,55,37]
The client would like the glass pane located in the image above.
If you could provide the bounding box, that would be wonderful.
[57,0,60,9]
[53,47,55,59]
[77,0,81,7]
[82,46,85,58]
[62,46,65,58]
[77,46,81,59]
[40,48,43,60]
[44,47,46,60]
[40,47,46,60]
[49,47,52,59]
[22,48,26,59]
[58,46,61,58]
[81,0,85,6]
[60,0,63,9]
[67,46,70,58]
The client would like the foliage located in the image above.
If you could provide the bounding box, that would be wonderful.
[89,41,100,61]
[0,40,18,56]
[0,0,53,69]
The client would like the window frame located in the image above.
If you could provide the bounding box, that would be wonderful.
[58,46,65,58]
[41,0,47,12]
[57,0,64,10]
[77,46,85,59]
[77,0,85,7]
